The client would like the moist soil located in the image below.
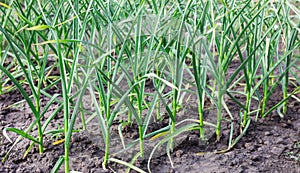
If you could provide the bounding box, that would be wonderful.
[1,63,300,173]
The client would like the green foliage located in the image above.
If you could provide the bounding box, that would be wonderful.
[0,0,299,172]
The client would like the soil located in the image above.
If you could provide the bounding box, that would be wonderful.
[1,61,300,173]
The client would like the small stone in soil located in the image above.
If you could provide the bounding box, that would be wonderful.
[250,155,261,161]
[230,158,239,166]
[270,145,285,155]
[264,131,272,136]
[244,142,252,149]
[257,138,263,144]
[175,150,183,158]
[264,140,271,145]
[275,138,284,144]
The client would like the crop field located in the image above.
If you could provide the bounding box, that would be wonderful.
[1,0,300,172]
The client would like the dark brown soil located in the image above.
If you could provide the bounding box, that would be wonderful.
[1,64,300,173]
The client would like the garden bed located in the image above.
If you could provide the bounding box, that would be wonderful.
[1,1,300,172]
[1,81,300,172]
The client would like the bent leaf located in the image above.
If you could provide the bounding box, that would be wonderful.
[0,2,11,9]
[150,131,169,140]
[33,39,81,46]
[26,25,52,31]
[3,127,41,144]
[144,73,178,90]
[109,157,147,173]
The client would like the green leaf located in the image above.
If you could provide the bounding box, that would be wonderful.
[32,39,81,46]
[3,127,41,145]
[0,2,11,8]
[51,156,64,173]
[26,25,52,31]
[109,157,147,173]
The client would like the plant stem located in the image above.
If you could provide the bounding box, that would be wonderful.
[283,22,299,114]
[128,95,133,123]
[138,125,144,158]
[103,129,110,167]
[56,44,70,172]
[198,103,205,140]
[170,88,178,151]
[261,79,268,116]
[216,86,222,141]
[243,91,251,127]
[37,121,44,153]
[156,101,161,121]
[137,91,145,158]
